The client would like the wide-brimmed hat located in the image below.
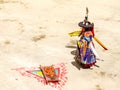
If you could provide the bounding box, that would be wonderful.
[78,20,94,29]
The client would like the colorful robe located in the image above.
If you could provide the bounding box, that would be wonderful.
[77,35,96,68]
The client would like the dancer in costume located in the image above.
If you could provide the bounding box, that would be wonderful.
[77,20,96,68]
[69,8,107,68]
[76,8,97,68]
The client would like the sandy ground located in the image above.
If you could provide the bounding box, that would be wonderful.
[0,0,120,90]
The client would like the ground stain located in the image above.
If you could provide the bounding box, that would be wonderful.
[0,0,28,8]
[96,85,102,90]
[32,35,46,42]
[4,40,11,45]
[2,19,25,33]
[96,71,118,79]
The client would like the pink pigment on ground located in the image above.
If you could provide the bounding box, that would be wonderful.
[12,63,68,90]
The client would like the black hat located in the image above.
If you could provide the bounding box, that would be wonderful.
[78,20,94,29]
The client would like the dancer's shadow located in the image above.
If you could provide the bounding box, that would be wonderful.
[71,61,81,70]
[70,49,83,70]
[66,45,82,70]
[71,54,84,70]
[65,45,76,49]
[71,50,77,55]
